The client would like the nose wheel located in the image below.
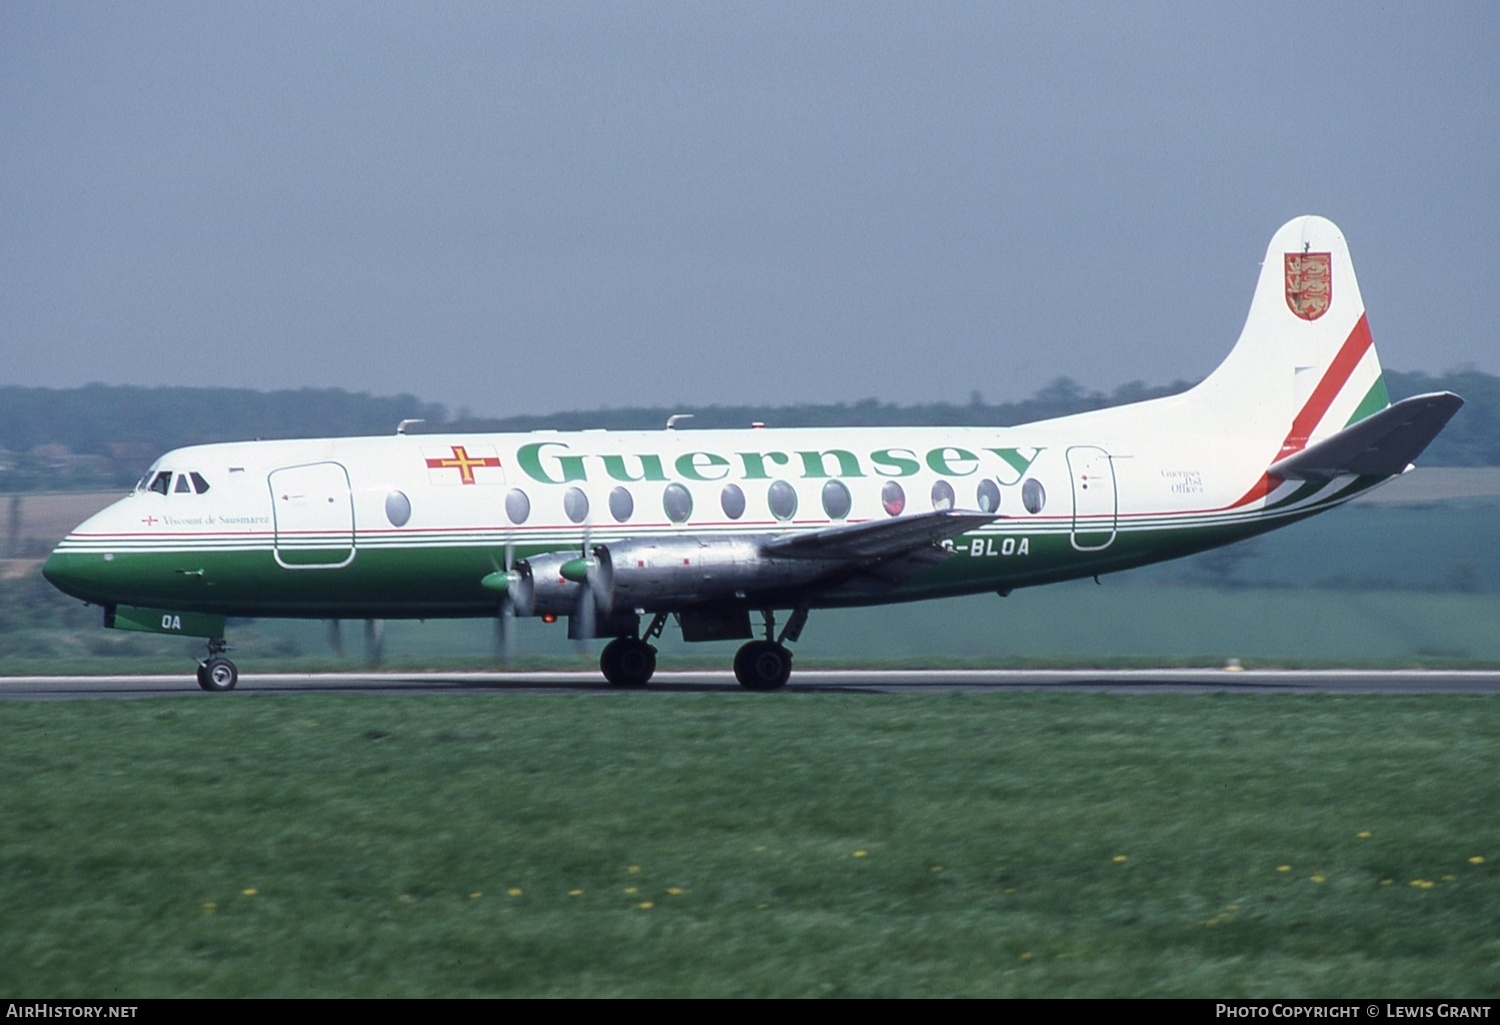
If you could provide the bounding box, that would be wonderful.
[196,639,239,692]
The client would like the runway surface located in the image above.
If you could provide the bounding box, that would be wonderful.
[5,667,1500,700]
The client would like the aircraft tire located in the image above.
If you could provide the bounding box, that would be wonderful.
[197,657,239,692]
[601,637,656,688]
[733,640,792,691]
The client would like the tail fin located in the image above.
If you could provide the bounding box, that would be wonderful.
[1193,215,1389,453]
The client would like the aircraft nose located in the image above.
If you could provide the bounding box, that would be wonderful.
[42,542,113,604]
[43,543,80,593]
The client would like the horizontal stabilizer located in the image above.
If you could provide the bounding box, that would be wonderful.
[763,509,996,560]
[1269,392,1464,481]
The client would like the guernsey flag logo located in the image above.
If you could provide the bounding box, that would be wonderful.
[423,445,504,485]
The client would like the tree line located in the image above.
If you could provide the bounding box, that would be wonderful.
[1,369,1494,492]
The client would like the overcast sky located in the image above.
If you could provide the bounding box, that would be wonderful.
[3,2,1496,418]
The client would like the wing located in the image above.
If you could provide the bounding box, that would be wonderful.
[1269,392,1464,481]
[762,509,998,560]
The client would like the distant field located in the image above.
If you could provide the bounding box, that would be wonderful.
[2,694,1496,996]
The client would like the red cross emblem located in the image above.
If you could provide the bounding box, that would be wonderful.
[424,445,502,485]
[141,515,158,526]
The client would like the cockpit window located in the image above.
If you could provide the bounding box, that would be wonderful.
[174,473,193,494]
[147,472,171,495]
[189,472,210,494]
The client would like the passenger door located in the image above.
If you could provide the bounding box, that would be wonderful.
[269,462,356,569]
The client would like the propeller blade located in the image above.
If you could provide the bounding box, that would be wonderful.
[573,585,596,653]
[496,599,515,664]
[364,618,385,666]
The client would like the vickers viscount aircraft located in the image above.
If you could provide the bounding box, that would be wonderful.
[44,216,1462,691]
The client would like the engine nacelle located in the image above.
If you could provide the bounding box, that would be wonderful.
[512,551,585,617]
[595,536,832,611]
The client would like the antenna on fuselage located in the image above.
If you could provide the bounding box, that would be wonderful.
[396,419,425,436]
[665,414,694,430]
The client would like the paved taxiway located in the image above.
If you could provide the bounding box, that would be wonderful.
[5,668,1500,700]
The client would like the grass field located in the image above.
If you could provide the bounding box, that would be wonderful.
[2,693,1497,996]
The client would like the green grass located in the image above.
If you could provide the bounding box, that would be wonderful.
[2,693,1498,996]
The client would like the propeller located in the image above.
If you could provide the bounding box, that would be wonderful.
[326,618,344,655]
[559,531,611,652]
[481,543,520,664]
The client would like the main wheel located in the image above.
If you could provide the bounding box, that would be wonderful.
[197,657,239,692]
[733,640,792,691]
[600,637,656,688]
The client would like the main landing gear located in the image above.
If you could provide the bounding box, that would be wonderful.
[731,606,808,692]
[195,638,238,692]
[596,606,809,691]
[599,612,665,688]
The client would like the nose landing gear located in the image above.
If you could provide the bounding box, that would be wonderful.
[196,638,238,692]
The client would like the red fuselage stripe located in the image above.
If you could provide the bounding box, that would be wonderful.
[1226,313,1372,510]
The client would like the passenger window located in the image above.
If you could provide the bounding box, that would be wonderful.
[881,481,906,517]
[662,483,693,524]
[505,489,531,525]
[609,486,634,523]
[931,480,955,511]
[174,474,193,494]
[148,472,171,495]
[821,479,852,520]
[190,472,211,494]
[564,487,590,524]
[1022,478,1047,514]
[720,483,746,520]
[976,479,1001,513]
[768,480,798,521]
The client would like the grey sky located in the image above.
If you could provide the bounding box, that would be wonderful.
[3,2,1496,418]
